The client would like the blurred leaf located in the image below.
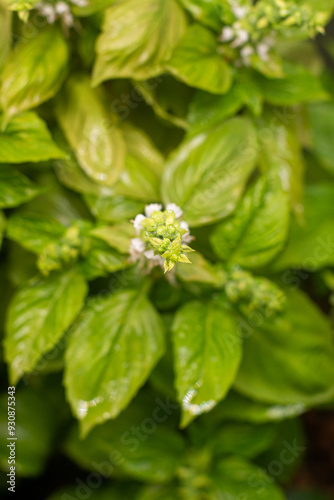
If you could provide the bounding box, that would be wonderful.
[4,269,87,385]
[84,193,145,223]
[176,252,226,288]
[0,3,11,73]
[162,117,258,226]
[80,239,130,280]
[166,24,232,94]
[172,299,241,427]
[178,0,225,30]
[92,0,187,85]
[56,76,125,187]
[307,101,334,176]
[6,213,64,254]
[89,221,133,254]
[64,289,165,436]
[0,165,42,208]
[210,174,290,269]
[0,26,68,126]
[0,112,66,163]
[272,184,334,271]
[0,210,5,250]
[210,457,285,500]
[234,288,334,405]
[72,0,116,16]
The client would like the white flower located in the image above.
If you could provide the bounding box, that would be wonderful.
[38,3,56,23]
[133,214,146,234]
[180,221,193,243]
[231,29,249,48]
[166,203,183,218]
[129,238,145,261]
[55,1,70,14]
[240,45,254,59]
[145,203,162,217]
[219,26,235,42]
[232,5,247,19]
[257,43,270,61]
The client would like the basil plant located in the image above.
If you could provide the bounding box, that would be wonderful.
[0,0,334,499]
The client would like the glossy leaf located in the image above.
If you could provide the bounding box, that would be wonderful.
[0,165,42,208]
[211,457,285,500]
[162,117,258,226]
[89,221,134,254]
[5,269,88,385]
[84,193,144,223]
[210,175,290,269]
[56,76,125,187]
[0,112,66,163]
[6,213,65,254]
[166,24,232,95]
[234,289,334,405]
[64,289,165,436]
[175,252,226,288]
[172,299,242,427]
[178,0,225,30]
[271,184,334,271]
[92,0,187,85]
[80,239,130,280]
[0,26,69,126]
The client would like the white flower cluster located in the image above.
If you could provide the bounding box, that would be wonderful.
[36,0,87,28]
[129,203,193,273]
[219,3,275,66]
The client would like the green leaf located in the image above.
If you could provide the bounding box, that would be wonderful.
[210,175,290,269]
[116,124,163,201]
[0,26,69,126]
[307,101,334,176]
[0,210,5,250]
[210,457,285,500]
[65,393,184,482]
[0,386,60,477]
[234,289,334,406]
[271,184,334,271]
[0,4,11,73]
[80,240,130,280]
[56,76,125,187]
[0,165,42,208]
[6,213,65,254]
[258,64,329,106]
[4,268,88,385]
[64,288,165,436]
[172,299,242,427]
[0,112,67,163]
[89,221,134,254]
[71,0,116,16]
[137,486,184,500]
[258,109,305,216]
[162,117,258,226]
[84,193,145,223]
[166,24,232,95]
[92,0,187,85]
[175,252,226,288]
[178,0,225,30]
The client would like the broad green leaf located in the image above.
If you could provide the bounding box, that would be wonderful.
[65,396,184,482]
[80,239,130,280]
[162,117,258,226]
[0,3,11,73]
[92,0,187,85]
[116,124,163,201]
[0,112,66,163]
[178,0,226,30]
[0,165,42,208]
[0,26,69,126]
[137,486,185,500]
[166,24,232,95]
[64,289,165,436]
[271,184,334,271]
[89,221,133,254]
[4,268,88,385]
[259,109,305,216]
[84,193,144,222]
[0,386,59,477]
[135,77,190,130]
[258,64,329,106]
[5,0,39,11]
[71,0,116,16]
[172,299,242,427]
[307,102,334,176]
[175,252,226,288]
[210,175,290,269]
[211,457,285,500]
[6,213,64,254]
[234,289,334,406]
[56,76,125,187]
